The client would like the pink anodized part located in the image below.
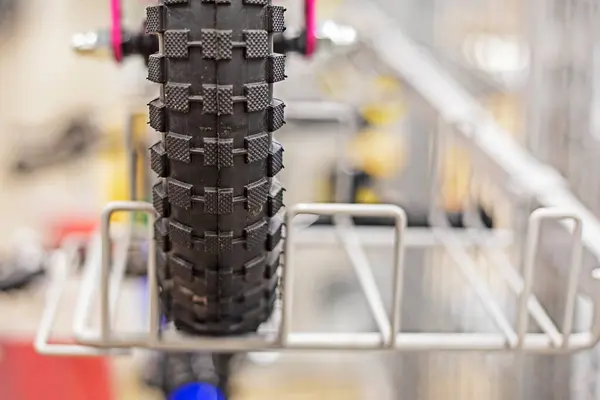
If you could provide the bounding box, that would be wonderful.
[304,0,316,57]
[110,0,123,62]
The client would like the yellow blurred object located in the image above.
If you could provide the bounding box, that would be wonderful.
[485,92,522,137]
[355,187,380,204]
[113,359,163,400]
[317,64,356,99]
[372,75,403,96]
[348,128,405,179]
[441,146,471,212]
[439,92,520,213]
[360,101,405,126]
[316,72,409,202]
[315,176,334,203]
[101,129,128,223]
[235,374,362,400]
[360,76,406,125]
[100,111,149,223]
[318,67,406,110]
[317,0,344,18]
[347,77,408,178]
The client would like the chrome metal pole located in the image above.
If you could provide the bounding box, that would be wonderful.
[334,215,392,343]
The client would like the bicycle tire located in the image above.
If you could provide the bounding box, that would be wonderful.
[146,0,286,336]
[145,352,232,397]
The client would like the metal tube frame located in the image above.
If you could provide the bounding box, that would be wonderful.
[36,200,600,355]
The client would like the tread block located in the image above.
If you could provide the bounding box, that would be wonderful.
[154,219,170,251]
[267,216,284,251]
[164,30,189,58]
[266,54,286,83]
[196,272,212,293]
[203,138,218,166]
[245,220,268,249]
[243,0,267,4]
[159,289,171,315]
[204,187,234,215]
[218,139,234,167]
[156,249,169,268]
[166,132,192,163]
[167,178,193,209]
[148,99,166,132]
[172,290,193,311]
[245,132,270,163]
[268,141,284,177]
[150,142,168,177]
[265,250,281,278]
[201,29,233,60]
[245,83,270,112]
[268,181,284,217]
[244,255,266,283]
[202,0,231,2]
[203,138,234,168]
[165,0,188,3]
[210,271,232,298]
[205,232,233,254]
[243,278,273,305]
[169,221,193,248]
[171,255,194,281]
[165,83,190,112]
[147,54,165,83]
[202,85,233,115]
[267,273,279,293]
[245,178,269,213]
[145,5,164,33]
[156,250,170,280]
[152,182,170,217]
[265,5,286,33]
[244,30,269,59]
[266,99,285,132]
[222,273,245,299]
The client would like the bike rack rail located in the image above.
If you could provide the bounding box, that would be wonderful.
[35,200,600,355]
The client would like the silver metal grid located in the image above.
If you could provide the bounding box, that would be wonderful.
[35,200,600,355]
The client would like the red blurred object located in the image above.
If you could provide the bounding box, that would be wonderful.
[49,218,98,247]
[0,339,114,400]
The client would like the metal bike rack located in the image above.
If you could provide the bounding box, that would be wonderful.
[34,8,600,358]
[35,200,600,355]
[36,201,406,354]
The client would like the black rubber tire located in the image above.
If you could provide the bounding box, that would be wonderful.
[144,352,233,397]
[146,0,286,336]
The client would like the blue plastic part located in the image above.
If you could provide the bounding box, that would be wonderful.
[169,382,226,400]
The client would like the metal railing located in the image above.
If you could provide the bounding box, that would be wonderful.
[35,200,600,355]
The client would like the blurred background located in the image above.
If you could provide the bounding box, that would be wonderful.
[2,0,600,399]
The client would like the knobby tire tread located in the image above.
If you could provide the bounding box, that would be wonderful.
[146,0,286,336]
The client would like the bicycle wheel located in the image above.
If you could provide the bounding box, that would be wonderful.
[144,351,232,397]
[146,0,286,336]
